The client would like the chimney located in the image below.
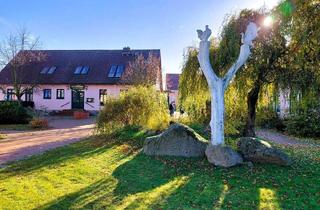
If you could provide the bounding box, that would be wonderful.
[122,46,131,56]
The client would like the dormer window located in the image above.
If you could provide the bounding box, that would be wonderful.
[74,66,90,75]
[40,66,57,74]
[108,65,124,78]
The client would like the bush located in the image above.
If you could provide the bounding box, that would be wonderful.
[285,108,320,137]
[256,108,286,131]
[0,101,32,124]
[97,86,170,135]
[29,118,49,129]
[21,101,35,108]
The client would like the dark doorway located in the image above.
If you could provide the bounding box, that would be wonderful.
[72,89,84,109]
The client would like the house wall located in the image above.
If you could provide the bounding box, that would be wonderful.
[34,85,71,110]
[168,90,178,105]
[0,84,129,111]
[279,88,290,119]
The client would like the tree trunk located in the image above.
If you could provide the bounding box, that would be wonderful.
[244,83,261,137]
[210,80,225,145]
[17,94,22,102]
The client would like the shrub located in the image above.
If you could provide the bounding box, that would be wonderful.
[97,86,170,135]
[0,101,32,124]
[21,101,35,108]
[285,107,320,137]
[29,118,49,129]
[256,108,286,131]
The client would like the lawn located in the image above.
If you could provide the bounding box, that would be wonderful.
[0,124,31,131]
[0,127,319,210]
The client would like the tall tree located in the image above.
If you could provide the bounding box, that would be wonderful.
[243,9,287,137]
[280,0,320,94]
[0,27,45,102]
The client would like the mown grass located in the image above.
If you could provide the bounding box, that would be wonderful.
[0,126,319,209]
[0,124,31,131]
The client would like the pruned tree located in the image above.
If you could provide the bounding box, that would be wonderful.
[197,22,259,145]
[0,27,45,102]
[122,53,162,89]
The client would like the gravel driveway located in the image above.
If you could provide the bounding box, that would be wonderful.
[0,117,95,167]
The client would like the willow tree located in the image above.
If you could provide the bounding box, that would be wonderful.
[242,9,288,136]
[197,22,258,145]
[278,0,320,110]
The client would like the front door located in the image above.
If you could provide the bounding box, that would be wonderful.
[72,89,84,109]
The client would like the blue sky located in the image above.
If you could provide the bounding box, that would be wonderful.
[0,0,279,74]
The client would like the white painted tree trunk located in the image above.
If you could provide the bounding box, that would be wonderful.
[197,23,258,145]
[210,80,225,145]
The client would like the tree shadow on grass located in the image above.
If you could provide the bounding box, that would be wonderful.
[35,146,319,210]
[0,126,148,180]
[37,152,193,209]
[3,126,318,210]
[154,145,320,209]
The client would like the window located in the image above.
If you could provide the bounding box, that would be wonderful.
[81,66,90,74]
[47,66,57,74]
[40,66,57,74]
[40,67,49,74]
[74,66,82,74]
[108,65,117,77]
[56,89,65,99]
[74,66,90,74]
[6,89,14,101]
[25,89,33,101]
[99,89,108,106]
[108,65,124,78]
[43,89,51,99]
[115,65,124,77]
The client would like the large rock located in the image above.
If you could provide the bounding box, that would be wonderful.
[237,137,292,166]
[143,123,208,157]
[205,144,243,167]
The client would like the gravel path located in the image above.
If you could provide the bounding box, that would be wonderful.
[0,117,95,167]
[256,129,319,148]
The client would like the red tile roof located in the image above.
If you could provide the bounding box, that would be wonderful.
[0,49,161,85]
[166,73,180,90]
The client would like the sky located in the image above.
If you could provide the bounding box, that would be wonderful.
[0,0,279,74]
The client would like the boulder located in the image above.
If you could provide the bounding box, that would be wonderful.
[237,137,292,166]
[143,123,208,157]
[205,144,243,167]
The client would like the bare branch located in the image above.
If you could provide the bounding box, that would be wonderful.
[0,26,44,101]
[122,52,161,87]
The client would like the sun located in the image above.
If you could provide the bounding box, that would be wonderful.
[263,16,273,27]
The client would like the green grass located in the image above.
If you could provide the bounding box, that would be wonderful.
[0,124,31,131]
[0,126,319,209]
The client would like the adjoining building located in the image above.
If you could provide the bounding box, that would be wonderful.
[166,73,180,105]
